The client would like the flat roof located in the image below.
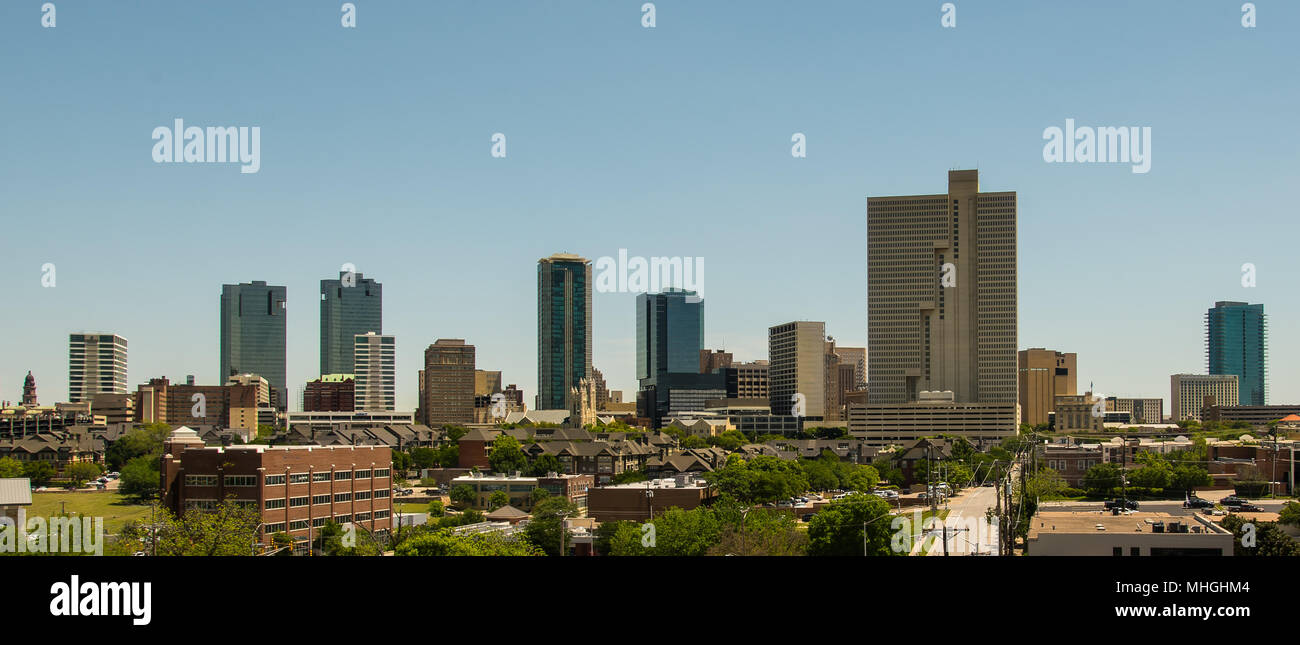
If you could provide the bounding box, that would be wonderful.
[1029,511,1228,537]
[0,478,33,506]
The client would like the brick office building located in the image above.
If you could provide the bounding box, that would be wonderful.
[160,428,392,549]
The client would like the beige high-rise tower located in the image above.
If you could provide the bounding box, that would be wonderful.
[867,170,1017,404]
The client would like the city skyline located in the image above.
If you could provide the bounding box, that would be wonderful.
[4,2,1297,412]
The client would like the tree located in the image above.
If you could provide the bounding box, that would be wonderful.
[680,435,708,449]
[449,484,476,509]
[104,423,171,471]
[1024,468,1069,500]
[118,455,161,499]
[708,430,749,451]
[807,493,896,556]
[596,520,645,556]
[22,461,55,487]
[1083,463,1122,497]
[395,529,541,556]
[707,500,807,556]
[487,490,509,511]
[1127,460,1172,489]
[1221,514,1300,556]
[441,425,469,442]
[0,457,24,478]
[391,450,413,474]
[118,499,262,556]
[609,469,647,485]
[529,488,550,507]
[1278,501,1300,529]
[409,447,438,471]
[1169,463,1210,493]
[488,435,527,474]
[427,500,445,517]
[315,520,382,556]
[65,462,101,488]
[525,454,564,477]
[523,496,576,556]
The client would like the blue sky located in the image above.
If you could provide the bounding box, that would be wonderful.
[2,1,1296,412]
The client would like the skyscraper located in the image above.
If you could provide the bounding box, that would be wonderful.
[768,321,827,418]
[636,290,704,384]
[320,271,382,375]
[68,333,128,403]
[219,281,287,408]
[1171,374,1239,422]
[867,169,1017,404]
[421,339,475,425]
[1018,348,1077,427]
[537,253,592,411]
[1206,301,1266,406]
[354,332,396,412]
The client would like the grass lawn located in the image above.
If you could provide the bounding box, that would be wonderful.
[395,502,431,515]
[28,491,153,534]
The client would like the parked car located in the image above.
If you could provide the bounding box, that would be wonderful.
[1220,496,1246,506]
[1183,497,1214,509]
[1104,498,1139,510]
[1236,503,1265,512]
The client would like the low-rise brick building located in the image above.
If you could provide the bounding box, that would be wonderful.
[159,427,392,550]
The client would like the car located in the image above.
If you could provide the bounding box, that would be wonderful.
[1220,495,1245,506]
[1236,503,1265,512]
[1183,497,1214,509]
[1104,498,1139,510]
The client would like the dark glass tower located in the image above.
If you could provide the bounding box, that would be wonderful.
[635,290,704,384]
[1206,301,1266,406]
[537,254,592,410]
[320,271,382,375]
[220,281,287,409]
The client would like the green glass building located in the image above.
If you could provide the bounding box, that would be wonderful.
[1206,301,1266,406]
[537,254,592,411]
[220,281,287,409]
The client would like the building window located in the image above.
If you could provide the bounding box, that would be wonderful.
[265,523,286,533]
[289,473,310,484]
[184,499,218,511]
[1130,547,1141,556]
[374,488,390,499]
[289,496,309,507]
[373,468,390,478]
[354,469,371,479]
[1113,547,1123,556]
[312,472,331,482]
[265,474,285,486]
[289,520,310,531]
[224,475,257,487]
[312,494,331,505]
[355,491,371,501]
[335,471,352,481]
[355,512,371,522]
[312,517,328,528]
[185,475,218,487]
[374,510,390,519]
[265,498,286,510]
[334,492,352,503]
[335,514,352,523]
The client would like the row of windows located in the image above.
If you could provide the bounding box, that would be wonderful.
[261,469,390,486]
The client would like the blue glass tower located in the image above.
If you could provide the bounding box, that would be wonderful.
[220,281,287,408]
[1206,301,1266,406]
[320,271,383,375]
[537,254,592,411]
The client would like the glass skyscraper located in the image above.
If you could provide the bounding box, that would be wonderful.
[635,290,704,384]
[1206,301,1266,406]
[537,254,592,410]
[320,271,382,375]
[220,281,287,409]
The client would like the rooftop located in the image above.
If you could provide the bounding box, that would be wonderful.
[1028,511,1229,538]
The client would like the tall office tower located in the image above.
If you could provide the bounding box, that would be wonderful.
[636,290,705,385]
[1171,374,1239,422]
[219,281,287,408]
[867,170,1017,404]
[834,346,867,390]
[21,371,37,407]
[635,290,713,425]
[320,271,382,375]
[1206,301,1266,406]
[353,332,396,412]
[422,339,475,425]
[68,333,128,403]
[700,349,733,374]
[768,321,828,418]
[1017,348,1078,427]
[1107,397,1164,424]
[537,253,592,411]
